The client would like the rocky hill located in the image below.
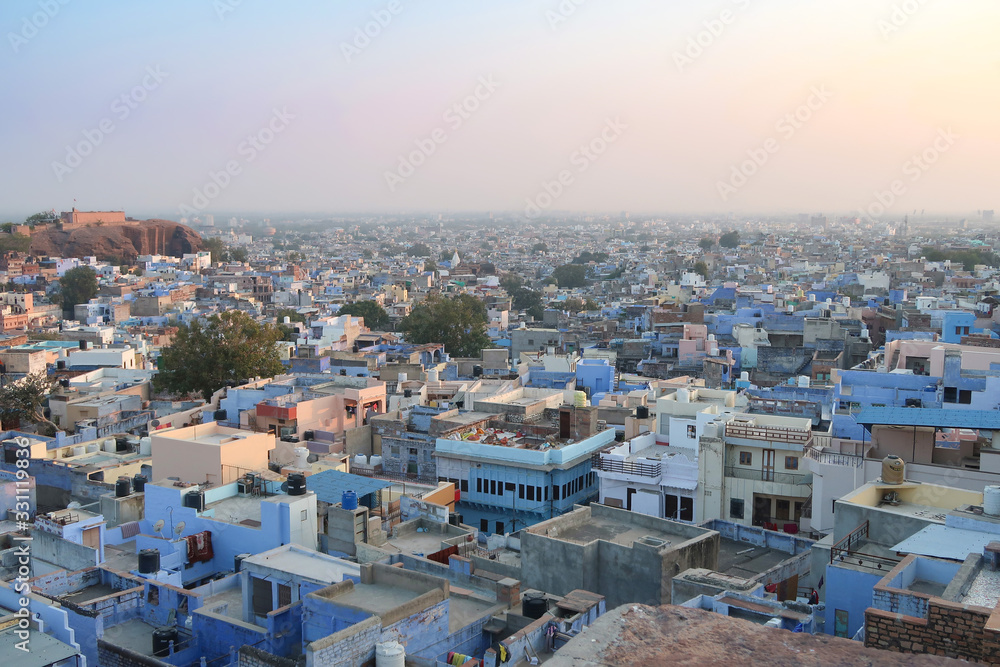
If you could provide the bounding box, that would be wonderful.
[29,219,202,262]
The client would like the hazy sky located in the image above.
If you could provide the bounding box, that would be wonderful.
[2,0,997,220]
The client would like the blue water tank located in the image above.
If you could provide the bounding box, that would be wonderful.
[342,490,358,510]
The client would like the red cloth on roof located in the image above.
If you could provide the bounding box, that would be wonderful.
[185,531,213,563]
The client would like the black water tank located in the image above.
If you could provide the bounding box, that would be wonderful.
[78,340,87,350]
[403,389,412,398]
[56,360,66,370]
[58,377,70,387]
[287,473,306,496]
[473,365,483,377]
[449,513,463,527]
[183,491,205,512]
[132,474,147,493]
[152,627,178,657]
[522,593,547,619]
[115,477,132,497]
[213,409,227,422]
[636,405,650,419]
[138,548,160,574]
[303,430,315,441]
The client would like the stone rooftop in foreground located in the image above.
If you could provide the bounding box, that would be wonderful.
[547,604,966,666]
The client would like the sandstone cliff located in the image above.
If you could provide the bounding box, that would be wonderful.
[29,219,202,261]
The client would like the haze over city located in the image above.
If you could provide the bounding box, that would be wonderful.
[2,0,998,219]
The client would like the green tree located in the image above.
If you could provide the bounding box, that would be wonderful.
[59,266,98,311]
[155,311,286,400]
[399,294,491,358]
[276,308,307,324]
[338,301,390,329]
[699,237,714,251]
[25,212,55,226]
[0,373,58,435]
[0,234,32,254]
[0,223,13,233]
[719,231,740,248]
[572,251,609,264]
[201,237,228,262]
[424,259,437,272]
[230,247,249,263]
[532,242,548,253]
[693,261,709,279]
[408,242,432,257]
[550,264,588,288]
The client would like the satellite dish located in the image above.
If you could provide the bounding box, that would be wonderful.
[67,501,81,509]
[174,521,186,535]
[153,519,165,534]
[280,482,288,493]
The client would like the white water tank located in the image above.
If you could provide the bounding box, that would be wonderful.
[72,446,86,457]
[677,388,690,403]
[740,371,750,381]
[294,447,309,469]
[354,454,368,467]
[427,368,439,383]
[375,641,405,667]
[985,486,1000,517]
[103,438,116,453]
[139,437,152,456]
[797,375,810,388]
[86,443,99,454]
[369,455,383,467]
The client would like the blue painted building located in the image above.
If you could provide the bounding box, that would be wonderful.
[435,423,615,535]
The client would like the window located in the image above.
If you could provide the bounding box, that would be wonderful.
[944,386,958,403]
[490,480,497,495]
[147,585,159,605]
[476,479,482,493]
[495,521,504,534]
[775,499,790,520]
[739,451,752,465]
[506,482,515,494]
[553,485,560,500]
[563,483,569,498]
[300,509,308,521]
[519,484,525,499]
[544,486,549,501]
[730,498,744,519]
[527,486,535,501]
[785,456,798,470]
[536,486,542,500]
[687,424,696,438]
[481,519,489,532]
[277,584,292,607]
[497,481,504,497]
[252,577,273,616]
[460,479,468,493]
[680,496,694,521]
[960,389,973,404]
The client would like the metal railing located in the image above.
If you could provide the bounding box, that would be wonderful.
[726,423,812,446]
[830,520,900,570]
[725,466,808,485]
[590,453,661,478]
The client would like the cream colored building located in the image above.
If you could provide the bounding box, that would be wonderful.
[151,422,275,486]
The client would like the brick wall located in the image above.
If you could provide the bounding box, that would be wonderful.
[865,598,1000,661]
[96,640,171,667]
[238,645,298,667]
[306,615,382,667]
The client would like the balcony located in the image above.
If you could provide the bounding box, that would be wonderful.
[590,453,662,478]
[725,422,812,447]
[725,465,808,486]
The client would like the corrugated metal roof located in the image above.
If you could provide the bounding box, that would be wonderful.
[306,469,392,505]
[854,407,1000,430]
[892,524,994,561]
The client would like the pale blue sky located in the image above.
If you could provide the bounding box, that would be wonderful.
[1,0,997,219]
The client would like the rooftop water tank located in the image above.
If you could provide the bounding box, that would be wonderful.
[573,391,587,407]
[138,548,160,574]
[375,641,405,667]
[882,455,905,485]
[428,368,439,382]
[152,627,178,657]
[286,473,306,496]
[353,454,368,467]
[294,446,309,469]
[985,486,1000,517]
[342,490,358,510]
[115,477,132,497]
[677,388,690,403]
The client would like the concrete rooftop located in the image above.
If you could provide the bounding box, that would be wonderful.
[551,514,691,548]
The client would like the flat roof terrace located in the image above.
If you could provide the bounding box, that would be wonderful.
[552,513,693,549]
[717,539,792,579]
